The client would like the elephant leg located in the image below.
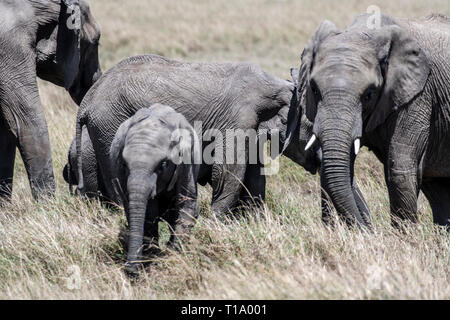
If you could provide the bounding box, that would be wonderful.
[211,163,247,217]
[384,104,429,228]
[166,210,196,250]
[421,179,450,229]
[239,162,266,208]
[1,57,55,199]
[142,198,160,255]
[386,147,421,228]
[164,200,178,245]
[0,121,17,200]
[16,113,54,199]
[166,202,181,247]
[168,165,199,247]
[387,171,420,227]
[168,202,198,246]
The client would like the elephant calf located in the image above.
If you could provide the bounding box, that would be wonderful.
[109,104,200,276]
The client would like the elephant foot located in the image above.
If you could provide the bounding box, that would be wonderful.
[167,230,192,252]
[30,180,56,200]
[142,243,161,257]
[0,179,13,202]
[124,261,143,278]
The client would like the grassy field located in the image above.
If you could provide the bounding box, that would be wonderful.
[0,0,449,299]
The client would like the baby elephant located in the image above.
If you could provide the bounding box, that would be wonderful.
[109,104,200,276]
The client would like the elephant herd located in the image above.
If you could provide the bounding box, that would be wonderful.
[0,1,448,276]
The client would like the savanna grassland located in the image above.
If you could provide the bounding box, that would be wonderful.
[0,0,449,299]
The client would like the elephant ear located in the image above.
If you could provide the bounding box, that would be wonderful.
[57,0,81,91]
[168,126,200,192]
[365,25,430,132]
[284,20,341,148]
[109,118,134,185]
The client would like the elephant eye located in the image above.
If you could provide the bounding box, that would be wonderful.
[363,88,376,103]
[310,81,320,98]
[155,161,167,173]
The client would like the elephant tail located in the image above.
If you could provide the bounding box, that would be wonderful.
[75,115,86,196]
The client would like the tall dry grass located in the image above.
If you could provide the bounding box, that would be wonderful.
[0,0,449,299]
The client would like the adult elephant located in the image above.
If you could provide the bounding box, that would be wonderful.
[287,13,449,228]
[0,0,101,199]
[75,54,320,216]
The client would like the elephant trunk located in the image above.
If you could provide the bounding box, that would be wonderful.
[125,171,157,276]
[317,101,366,227]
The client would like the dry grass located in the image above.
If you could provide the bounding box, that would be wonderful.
[0,0,449,299]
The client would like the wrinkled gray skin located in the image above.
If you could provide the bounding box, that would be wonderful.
[64,101,325,203]
[109,105,200,276]
[0,0,101,199]
[63,126,106,198]
[65,106,301,199]
[76,54,319,216]
[288,13,449,228]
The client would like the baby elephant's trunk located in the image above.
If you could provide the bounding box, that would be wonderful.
[125,171,157,277]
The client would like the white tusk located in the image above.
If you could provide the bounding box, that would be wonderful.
[354,138,361,155]
[305,135,317,151]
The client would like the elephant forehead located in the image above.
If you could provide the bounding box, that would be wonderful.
[312,43,380,91]
[125,122,173,149]
[312,66,376,91]
[123,150,166,167]
[316,33,377,67]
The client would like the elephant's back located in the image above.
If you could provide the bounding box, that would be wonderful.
[111,54,247,76]
[83,54,262,133]
[81,54,276,186]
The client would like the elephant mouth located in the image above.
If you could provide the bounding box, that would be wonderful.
[299,156,319,175]
[303,143,322,175]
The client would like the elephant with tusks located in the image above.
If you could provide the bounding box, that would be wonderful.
[287,13,450,228]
